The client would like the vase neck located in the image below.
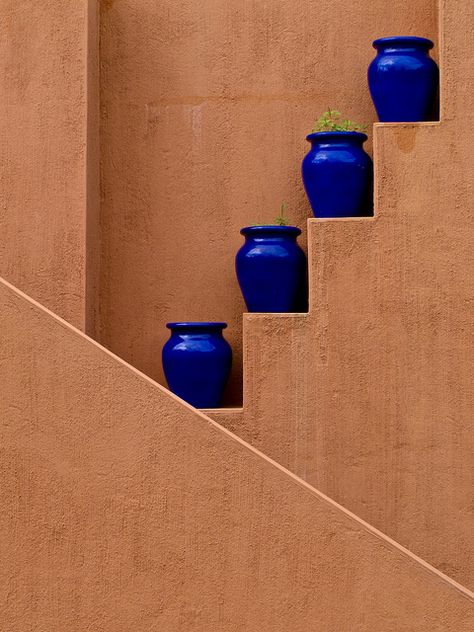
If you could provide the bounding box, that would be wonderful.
[379,45,428,54]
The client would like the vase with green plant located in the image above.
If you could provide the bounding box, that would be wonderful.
[235,204,307,313]
[302,109,373,218]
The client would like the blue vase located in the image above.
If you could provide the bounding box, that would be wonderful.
[302,132,373,218]
[368,36,439,122]
[235,225,307,313]
[162,322,232,408]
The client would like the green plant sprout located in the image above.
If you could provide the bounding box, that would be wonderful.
[274,203,289,226]
[312,108,367,133]
[251,203,289,227]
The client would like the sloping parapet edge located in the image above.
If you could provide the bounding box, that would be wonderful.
[0,275,472,630]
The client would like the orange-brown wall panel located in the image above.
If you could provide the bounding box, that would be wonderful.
[0,276,472,630]
[0,0,99,331]
[99,0,437,403]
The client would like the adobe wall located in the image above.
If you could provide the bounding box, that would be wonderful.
[98,0,437,403]
[0,0,99,331]
[0,276,473,630]
[208,0,474,589]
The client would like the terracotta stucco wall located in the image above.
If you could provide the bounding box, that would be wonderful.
[208,0,474,589]
[0,0,99,331]
[1,276,473,630]
[99,0,437,403]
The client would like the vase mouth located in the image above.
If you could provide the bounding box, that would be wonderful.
[166,322,228,331]
[240,225,301,237]
[372,36,434,50]
[306,131,368,144]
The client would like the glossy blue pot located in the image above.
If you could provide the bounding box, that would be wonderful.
[162,322,232,408]
[235,225,307,313]
[302,132,373,218]
[368,36,439,122]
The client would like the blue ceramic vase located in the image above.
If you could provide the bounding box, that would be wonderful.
[302,132,373,218]
[235,225,307,313]
[368,36,439,122]
[162,322,232,408]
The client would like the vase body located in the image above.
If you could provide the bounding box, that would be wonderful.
[162,322,232,408]
[236,226,307,313]
[302,132,373,218]
[368,36,439,122]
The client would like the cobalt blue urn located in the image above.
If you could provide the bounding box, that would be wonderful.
[302,131,373,218]
[162,322,232,408]
[235,225,307,313]
[368,36,439,122]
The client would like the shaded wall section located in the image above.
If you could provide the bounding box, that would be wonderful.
[0,276,473,630]
[99,0,437,403]
[0,0,99,331]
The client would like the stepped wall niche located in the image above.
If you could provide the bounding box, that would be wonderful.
[98,0,437,403]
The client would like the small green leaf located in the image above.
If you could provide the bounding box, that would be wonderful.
[274,202,289,226]
[312,108,367,133]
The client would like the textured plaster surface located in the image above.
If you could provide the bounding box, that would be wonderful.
[0,0,99,331]
[98,0,437,403]
[208,0,474,589]
[0,276,473,630]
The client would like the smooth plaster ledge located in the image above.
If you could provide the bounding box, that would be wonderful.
[374,121,441,129]
[201,407,244,414]
[200,407,243,416]
[200,407,244,434]
[1,275,474,630]
[243,312,310,323]
[307,216,374,224]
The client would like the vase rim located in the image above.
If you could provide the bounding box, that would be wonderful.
[240,225,301,236]
[166,322,228,330]
[306,131,368,143]
[372,36,434,50]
